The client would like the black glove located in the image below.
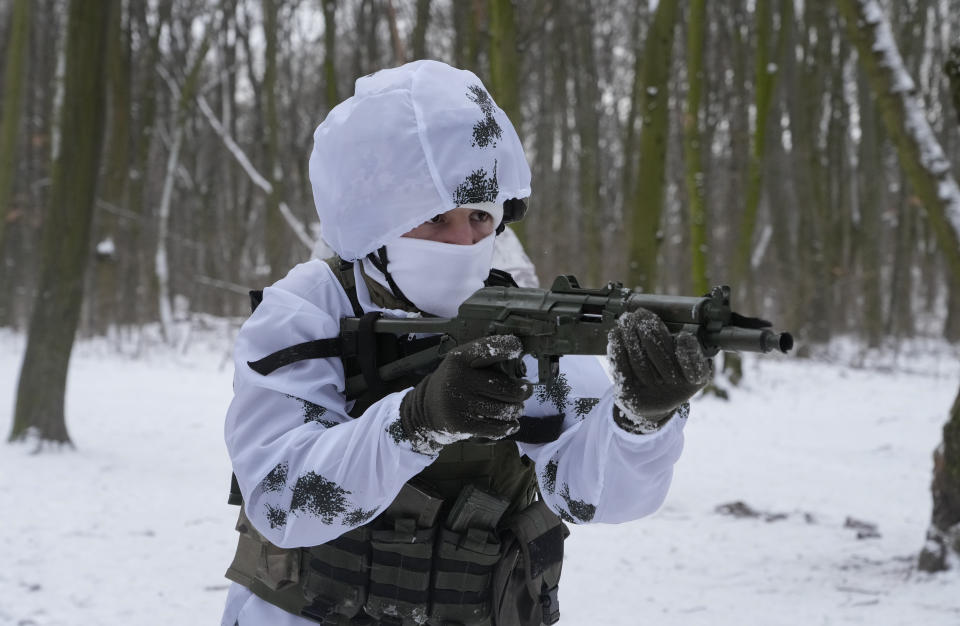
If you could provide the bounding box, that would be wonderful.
[399,334,532,452]
[607,308,713,433]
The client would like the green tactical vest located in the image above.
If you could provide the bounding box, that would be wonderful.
[225,257,567,626]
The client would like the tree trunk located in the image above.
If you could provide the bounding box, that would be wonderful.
[838,0,960,294]
[92,0,130,335]
[0,0,30,250]
[488,0,521,239]
[915,35,960,574]
[943,44,960,342]
[322,0,339,108]
[837,0,960,573]
[947,44,960,126]
[732,0,786,293]
[821,11,852,334]
[565,0,602,285]
[619,2,648,222]
[262,0,286,283]
[2,0,59,330]
[857,72,885,348]
[767,0,799,326]
[627,0,679,290]
[384,0,406,65]
[121,0,166,327]
[411,0,431,60]
[489,0,520,123]
[9,0,114,445]
[683,0,708,295]
[155,34,210,342]
[526,8,556,281]
[918,384,960,572]
[787,2,831,344]
[453,0,484,72]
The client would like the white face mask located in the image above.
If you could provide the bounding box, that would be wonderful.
[382,234,496,317]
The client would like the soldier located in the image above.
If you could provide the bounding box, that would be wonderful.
[221,60,712,626]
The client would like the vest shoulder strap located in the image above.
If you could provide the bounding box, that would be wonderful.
[324,255,364,317]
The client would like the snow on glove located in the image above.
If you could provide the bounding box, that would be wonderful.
[399,334,532,453]
[607,308,713,434]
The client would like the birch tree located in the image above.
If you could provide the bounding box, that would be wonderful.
[838,0,960,293]
[837,0,960,572]
[155,34,211,343]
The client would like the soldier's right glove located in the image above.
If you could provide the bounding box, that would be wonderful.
[607,308,713,434]
[398,334,532,453]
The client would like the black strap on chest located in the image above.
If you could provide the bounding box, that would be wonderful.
[246,335,347,376]
[357,311,386,396]
[246,262,518,378]
[336,257,364,317]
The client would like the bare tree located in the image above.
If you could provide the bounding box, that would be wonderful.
[837,0,960,571]
[9,0,114,446]
[682,0,708,295]
[627,0,679,291]
[0,0,30,250]
[323,0,340,107]
[411,0,431,59]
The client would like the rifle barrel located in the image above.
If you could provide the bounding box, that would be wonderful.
[705,327,794,354]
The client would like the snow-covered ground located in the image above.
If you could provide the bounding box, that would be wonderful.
[1,329,959,625]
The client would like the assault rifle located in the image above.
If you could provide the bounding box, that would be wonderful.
[340,275,793,396]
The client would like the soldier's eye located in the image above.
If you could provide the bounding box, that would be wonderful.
[471,211,491,222]
[428,214,443,224]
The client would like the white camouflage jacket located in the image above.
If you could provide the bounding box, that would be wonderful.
[220,259,686,626]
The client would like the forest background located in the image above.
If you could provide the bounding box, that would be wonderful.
[2,0,960,575]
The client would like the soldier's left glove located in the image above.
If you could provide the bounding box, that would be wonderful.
[607,308,713,434]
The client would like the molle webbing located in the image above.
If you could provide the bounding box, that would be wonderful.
[226,508,374,624]
[225,440,561,625]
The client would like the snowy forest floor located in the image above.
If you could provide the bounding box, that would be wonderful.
[1,329,959,625]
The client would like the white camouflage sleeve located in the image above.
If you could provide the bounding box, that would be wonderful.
[516,354,686,524]
[225,268,436,549]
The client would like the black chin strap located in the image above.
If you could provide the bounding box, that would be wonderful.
[366,246,418,309]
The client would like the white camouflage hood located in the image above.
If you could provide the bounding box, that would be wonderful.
[309,60,531,261]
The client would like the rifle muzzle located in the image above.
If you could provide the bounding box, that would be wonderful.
[704,327,794,354]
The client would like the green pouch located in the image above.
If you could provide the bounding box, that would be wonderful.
[491,500,568,626]
[431,526,502,625]
[363,518,436,625]
[301,525,371,620]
